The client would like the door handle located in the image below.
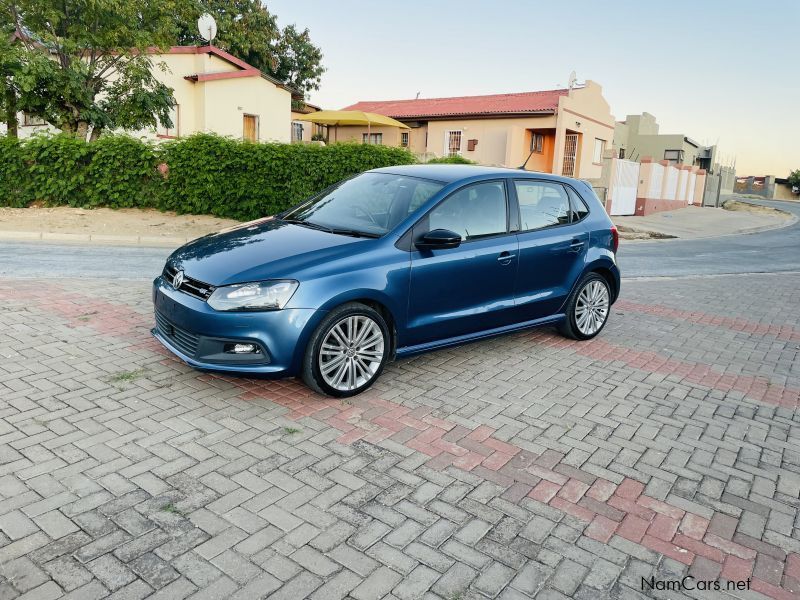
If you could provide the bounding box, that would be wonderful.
[497,251,516,263]
[568,239,585,253]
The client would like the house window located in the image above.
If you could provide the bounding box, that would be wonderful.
[664,149,683,164]
[158,104,179,138]
[243,114,259,142]
[22,113,46,127]
[292,122,304,142]
[362,133,383,145]
[593,138,606,163]
[530,132,544,153]
[401,131,409,147]
[446,130,462,156]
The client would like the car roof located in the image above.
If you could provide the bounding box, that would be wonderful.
[369,163,581,186]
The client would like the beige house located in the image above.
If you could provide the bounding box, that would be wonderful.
[3,45,294,143]
[146,46,293,142]
[341,81,614,179]
[290,102,326,142]
[614,112,712,168]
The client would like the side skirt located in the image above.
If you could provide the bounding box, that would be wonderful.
[395,314,566,359]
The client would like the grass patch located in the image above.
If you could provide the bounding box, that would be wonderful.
[109,369,146,384]
[283,426,301,435]
[160,502,184,516]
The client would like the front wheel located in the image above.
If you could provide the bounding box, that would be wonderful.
[558,273,611,340]
[302,303,389,397]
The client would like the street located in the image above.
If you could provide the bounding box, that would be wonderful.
[1,201,799,600]
[1,200,798,281]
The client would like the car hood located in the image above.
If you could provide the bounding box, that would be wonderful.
[169,217,371,286]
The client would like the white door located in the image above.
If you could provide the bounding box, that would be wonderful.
[562,133,578,177]
[609,159,639,216]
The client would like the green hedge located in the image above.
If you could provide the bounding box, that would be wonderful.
[426,155,476,165]
[0,133,417,220]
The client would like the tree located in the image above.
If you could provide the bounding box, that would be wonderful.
[0,24,22,137]
[3,0,189,140]
[788,170,800,190]
[177,1,324,96]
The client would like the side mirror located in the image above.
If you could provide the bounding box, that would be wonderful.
[415,228,462,250]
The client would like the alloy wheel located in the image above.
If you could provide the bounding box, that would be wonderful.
[575,280,609,336]
[318,315,385,392]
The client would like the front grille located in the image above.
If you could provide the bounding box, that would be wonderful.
[155,310,199,357]
[163,263,215,300]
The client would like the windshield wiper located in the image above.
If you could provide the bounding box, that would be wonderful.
[281,218,379,238]
[329,229,381,239]
[281,218,334,233]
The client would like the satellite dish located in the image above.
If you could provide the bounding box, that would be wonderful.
[568,70,577,90]
[197,13,217,43]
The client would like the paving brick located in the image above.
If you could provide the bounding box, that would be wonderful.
[1,556,49,593]
[289,545,340,577]
[432,562,478,598]
[129,552,180,589]
[474,560,516,597]
[87,554,136,591]
[351,566,403,600]
[308,569,361,600]
[510,560,552,596]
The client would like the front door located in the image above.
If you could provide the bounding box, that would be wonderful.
[562,133,578,177]
[512,179,589,320]
[243,114,258,142]
[406,180,518,346]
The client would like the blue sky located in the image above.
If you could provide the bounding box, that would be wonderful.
[267,0,799,176]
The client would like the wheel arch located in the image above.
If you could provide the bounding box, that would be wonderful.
[315,291,400,360]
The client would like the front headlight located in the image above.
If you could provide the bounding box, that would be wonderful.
[207,280,299,311]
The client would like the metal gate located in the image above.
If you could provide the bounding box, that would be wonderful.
[562,134,578,177]
[608,159,639,216]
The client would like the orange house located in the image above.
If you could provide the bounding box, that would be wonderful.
[341,81,615,179]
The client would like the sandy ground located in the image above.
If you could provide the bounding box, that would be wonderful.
[0,206,241,243]
[614,202,791,241]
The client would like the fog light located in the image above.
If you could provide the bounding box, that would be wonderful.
[225,343,259,354]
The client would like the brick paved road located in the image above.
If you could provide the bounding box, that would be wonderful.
[1,272,799,599]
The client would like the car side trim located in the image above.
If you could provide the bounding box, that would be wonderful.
[395,313,565,358]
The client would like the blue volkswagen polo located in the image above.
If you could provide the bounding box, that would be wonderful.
[152,165,620,397]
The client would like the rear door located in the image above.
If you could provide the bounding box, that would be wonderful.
[512,179,589,320]
[406,180,518,346]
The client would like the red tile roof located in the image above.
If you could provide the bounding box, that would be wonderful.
[343,89,569,119]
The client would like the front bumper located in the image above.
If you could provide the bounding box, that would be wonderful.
[151,277,321,376]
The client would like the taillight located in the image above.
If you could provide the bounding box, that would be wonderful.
[610,225,619,254]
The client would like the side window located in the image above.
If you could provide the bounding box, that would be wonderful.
[514,181,570,231]
[566,187,590,221]
[428,181,507,241]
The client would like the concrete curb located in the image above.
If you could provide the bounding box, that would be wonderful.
[0,230,192,247]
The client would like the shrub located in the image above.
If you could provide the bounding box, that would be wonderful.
[426,155,476,165]
[21,133,94,206]
[0,136,29,207]
[84,136,160,208]
[0,133,417,219]
[159,135,417,220]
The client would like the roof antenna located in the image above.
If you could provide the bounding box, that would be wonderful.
[519,147,535,170]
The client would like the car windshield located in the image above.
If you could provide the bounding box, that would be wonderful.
[281,173,444,237]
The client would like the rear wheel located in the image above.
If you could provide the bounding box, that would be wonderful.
[302,303,389,397]
[558,273,611,340]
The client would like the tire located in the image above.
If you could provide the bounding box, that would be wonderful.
[302,302,390,397]
[558,273,611,341]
